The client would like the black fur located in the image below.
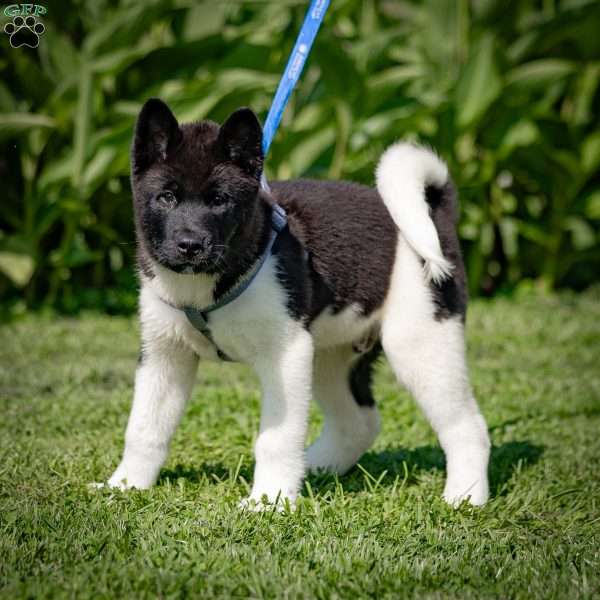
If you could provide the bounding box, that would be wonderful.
[270,180,397,322]
[133,98,182,173]
[216,108,264,180]
[425,183,467,321]
[348,342,382,407]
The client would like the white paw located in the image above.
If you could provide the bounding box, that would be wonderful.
[93,463,157,491]
[88,477,139,491]
[106,476,139,490]
[306,439,357,475]
[306,410,380,476]
[238,494,294,513]
[88,482,107,490]
[443,477,489,507]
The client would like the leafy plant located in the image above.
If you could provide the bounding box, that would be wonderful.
[1,0,599,314]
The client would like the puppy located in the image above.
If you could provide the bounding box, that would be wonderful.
[102,98,490,508]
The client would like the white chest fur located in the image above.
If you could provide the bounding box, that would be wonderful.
[140,257,381,363]
[141,257,294,364]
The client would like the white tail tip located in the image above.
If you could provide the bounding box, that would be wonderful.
[376,142,453,284]
[424,257,454,285]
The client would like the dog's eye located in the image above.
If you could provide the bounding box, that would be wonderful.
[211,194,228,207]
[157,191,177,207]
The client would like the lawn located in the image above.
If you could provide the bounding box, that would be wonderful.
[1,290,599,599]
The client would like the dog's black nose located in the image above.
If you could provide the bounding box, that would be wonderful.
[176,238,203,258]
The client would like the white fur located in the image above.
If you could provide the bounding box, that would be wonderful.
[376,142,453,284]
[249,324,313,505]
[310,303,381,349]
[109,256,315,505]
[108,337,198,489]
[102,141,490,508]
[380,235,490,505]
[150,263,217,308]
[307,346,381,475]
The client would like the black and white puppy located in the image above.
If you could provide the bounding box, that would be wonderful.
[102,98,490,508]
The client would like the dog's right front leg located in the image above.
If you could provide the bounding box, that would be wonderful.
[106,336,198,490]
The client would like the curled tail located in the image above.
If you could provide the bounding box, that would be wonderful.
[376,142,453,284]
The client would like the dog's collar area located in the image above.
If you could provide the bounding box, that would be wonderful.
[160,204,287,361]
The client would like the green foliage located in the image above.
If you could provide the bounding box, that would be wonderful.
[1,290,600,597]
[1,0,599,313]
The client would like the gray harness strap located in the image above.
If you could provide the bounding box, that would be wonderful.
[182,307,233,362]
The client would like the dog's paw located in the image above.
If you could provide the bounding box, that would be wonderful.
[98,463,158,490]
[306,448,350,476]
[88,482,107,491]
[306,438,364,476]
[443,478,489,507]
[306,407,380,476]
[88,478,133,491]
[238,494,295,513]
[238,497,275,512]
[89,469,155,491]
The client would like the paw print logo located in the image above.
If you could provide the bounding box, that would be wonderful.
[4,15,45,48]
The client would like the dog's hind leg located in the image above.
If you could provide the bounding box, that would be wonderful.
[381,238,490,506]
[306,346,381,475]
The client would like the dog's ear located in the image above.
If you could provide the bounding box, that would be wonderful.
[217,108,263,180]
[132,98,181,174]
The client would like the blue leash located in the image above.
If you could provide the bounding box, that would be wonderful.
[181,0,330,360]
[262,0,331,157]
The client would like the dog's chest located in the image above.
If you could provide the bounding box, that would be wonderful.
[142,258,290,363]
[142,257,382,362]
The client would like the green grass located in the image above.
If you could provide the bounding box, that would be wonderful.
[1,290,599,599]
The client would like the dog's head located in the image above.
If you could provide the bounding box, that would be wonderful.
[131,98,264,274]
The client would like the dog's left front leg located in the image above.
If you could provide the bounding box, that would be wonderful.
[244,326,314,508]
